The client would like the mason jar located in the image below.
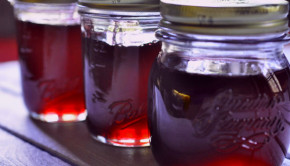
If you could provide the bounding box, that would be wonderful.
[148,0,290,165]
[12,0,86,122]
[78,0,161,147]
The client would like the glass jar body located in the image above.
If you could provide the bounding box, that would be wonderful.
[148,31,290,165]
[80,11,161,147]
[15,2,86,122]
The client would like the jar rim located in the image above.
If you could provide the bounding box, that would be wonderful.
[156,28,290,45]
[161,0,287,7]
[78,0,159,12]
[16,0,77,3]
[78,4,160,15]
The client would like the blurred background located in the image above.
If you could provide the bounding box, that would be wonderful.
[0,0,17,62]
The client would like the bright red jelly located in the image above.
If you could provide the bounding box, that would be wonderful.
[148,60,290,166]
[83,38,161,146]
[17,20,86,122]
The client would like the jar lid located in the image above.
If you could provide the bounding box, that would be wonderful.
[17,0,77,3]
[78,0,160,12]
[160,0,289,35]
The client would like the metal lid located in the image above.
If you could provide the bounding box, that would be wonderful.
[78,0,160,12]
[160,0,289,35]
[17,0,77,3]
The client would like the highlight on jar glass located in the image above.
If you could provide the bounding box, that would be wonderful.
[11,0,86,122]
[78,0,161,147]
[148,0,290,165]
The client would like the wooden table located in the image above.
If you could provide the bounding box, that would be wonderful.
[0,61,290,166]
[0,61,157,166]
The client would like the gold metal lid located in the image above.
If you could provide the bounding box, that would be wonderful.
[78,0,160,12]
[160,0,289,35]
[17,0,77,3]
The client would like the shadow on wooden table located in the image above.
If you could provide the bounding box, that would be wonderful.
[30,118,157,166]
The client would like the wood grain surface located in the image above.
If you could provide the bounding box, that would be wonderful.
[0,129,69,166]
[0,61,290,166]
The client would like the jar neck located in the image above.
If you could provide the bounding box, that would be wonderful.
[157,27,289,46]
[78,3,160,16]
[14,1,79,25]
[81,12,160,46]
[157,29,289,76]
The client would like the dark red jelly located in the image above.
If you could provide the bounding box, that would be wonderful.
[83,36,161,146]
[148,59,290,166]
[17,20,86,122]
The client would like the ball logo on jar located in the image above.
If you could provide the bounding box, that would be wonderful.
[38,78,81,102]
[190,89,288,153]
[112,0,121,4]
[108,99,144,125]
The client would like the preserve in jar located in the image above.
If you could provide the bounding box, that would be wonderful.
[148,0,290,165]
[79,0,161,147]
[12,0,86,122]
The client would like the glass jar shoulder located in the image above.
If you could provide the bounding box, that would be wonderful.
[157,41,290,76]
[14,2,79,25]
[81,14,160,47]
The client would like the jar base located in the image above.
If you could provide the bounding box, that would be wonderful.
[30,111,87,123]
[90,134,150,147]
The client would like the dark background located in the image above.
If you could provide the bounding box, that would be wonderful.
[0,0,18,62]
[0,0,15,38]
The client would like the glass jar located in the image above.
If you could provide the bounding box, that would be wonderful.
[149,0,290,165]
[79,0,161,147]
[12,0,86,122]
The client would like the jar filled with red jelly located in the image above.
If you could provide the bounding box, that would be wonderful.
[13,0,86,122]
[148,0,290,165]
[78,0,161,147]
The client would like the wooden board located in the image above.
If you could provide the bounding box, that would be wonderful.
[0,128,69,166]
